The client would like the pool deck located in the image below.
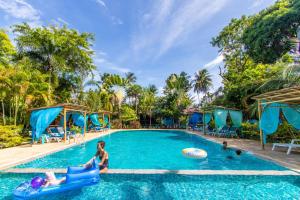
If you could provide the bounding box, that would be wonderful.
[0,129,299,175]
[0,130,114,170]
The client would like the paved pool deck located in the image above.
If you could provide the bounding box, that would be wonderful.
[0,129,299,174]
[0,130,114,170]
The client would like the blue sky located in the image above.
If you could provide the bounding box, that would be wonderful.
[0,0,276,98]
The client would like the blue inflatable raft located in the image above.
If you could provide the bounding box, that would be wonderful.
[13,160,100,199]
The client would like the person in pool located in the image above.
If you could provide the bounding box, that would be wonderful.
[236,149,242,155]
[84,140,109,173]
[226,149,243,160]
[222,141,228,150]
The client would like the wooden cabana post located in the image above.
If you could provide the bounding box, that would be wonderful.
[203,110,205,134]
[63,108,67,142]
[257,100,264,150]
[83,111,87,137]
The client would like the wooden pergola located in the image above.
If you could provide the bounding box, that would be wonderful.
[252,86,300,149]
[29,103,89,142]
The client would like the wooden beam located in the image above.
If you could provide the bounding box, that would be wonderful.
[83,112,86,137]
[203,111,206,134]
[260,96,300,105]
[63,108,67,143]
[257,100,264,150]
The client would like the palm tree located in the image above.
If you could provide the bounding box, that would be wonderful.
[193,69,212,105]
[125,72,136,85]
[126,84,142,113]
[165,72,191,106]
[140,86,157,127]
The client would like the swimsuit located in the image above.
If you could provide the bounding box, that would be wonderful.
[99,153,109,170]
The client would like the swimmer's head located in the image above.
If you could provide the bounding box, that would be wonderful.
[236,149,242,156]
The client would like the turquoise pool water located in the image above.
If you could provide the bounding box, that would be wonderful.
[16,130,285,170]
[0,173,299,199]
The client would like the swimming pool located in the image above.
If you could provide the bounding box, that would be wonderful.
[0,173,299,199]
[16,130,286,170]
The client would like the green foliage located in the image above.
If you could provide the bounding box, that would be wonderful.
[240,122,260,140]
[111,119,122,129]
[0,125,29,148]
[0,29,15,66]
[193,69,212,105]
[120,105,137,122]
[243,0,300,64]
[13,23,95,103]
[268,121,300,143]
[70,125,81,134]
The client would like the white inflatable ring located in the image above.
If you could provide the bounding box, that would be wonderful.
[182,148,207,159]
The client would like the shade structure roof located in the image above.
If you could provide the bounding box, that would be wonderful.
[201,106,240,112]
[29,103,89,112]
[90,110,113,114]
[182,108,203,115]
[252,86,300,105]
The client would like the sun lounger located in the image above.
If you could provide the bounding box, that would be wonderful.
[217,126,230,137]
[227,127,239,138]
[272,139,300,155]
[46,127,64,142]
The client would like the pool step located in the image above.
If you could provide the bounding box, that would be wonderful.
[3,168,299,175]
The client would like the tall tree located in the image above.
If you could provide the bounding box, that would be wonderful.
[126,84,142,114]
[125,72,137,85]
[0,29,15,67]
[140,85,157,127]
[193,69,212,105]
[13,23,95,103]
[243,0,300,64]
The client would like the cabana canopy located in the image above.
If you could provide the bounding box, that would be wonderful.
[201,106,242,133]
[89,111,112,127]
[29,104,88,142]
[253,86,300,149]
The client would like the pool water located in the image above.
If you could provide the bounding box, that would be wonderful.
[16,130,285,170]
[0,173,299,200]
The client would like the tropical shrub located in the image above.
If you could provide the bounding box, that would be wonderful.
[111,119,122,129]
[129,121,141,129]
[0,125,29,148]
[240,122,259,140]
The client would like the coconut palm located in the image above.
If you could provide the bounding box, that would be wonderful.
[165,72,191,106]
[140,86,157,127]
[125,72,136,85]
[126,84,142,113]
[193,69,212,105]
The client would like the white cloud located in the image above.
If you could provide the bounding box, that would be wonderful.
[57,17,69,25]
[94,51,130,74]
[51,17,69,26]
[251,0,263,8]
[94,0,123,25]
[130,0,228,61]
[203,54,224,70]
[95,0,107,8]
[0,0,40,21]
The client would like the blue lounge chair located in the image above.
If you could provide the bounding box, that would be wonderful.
[46,127,64,142]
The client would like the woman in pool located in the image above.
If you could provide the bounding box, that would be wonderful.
[84,140,109,173]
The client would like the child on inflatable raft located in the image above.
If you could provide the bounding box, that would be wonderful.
[41,140,109,188]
